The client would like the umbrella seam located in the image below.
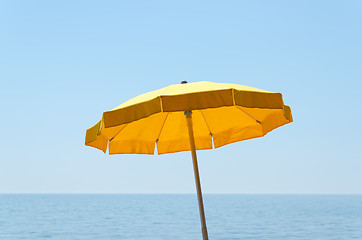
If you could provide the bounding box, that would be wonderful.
[235,106,262,125]
[159,96,163,112]
[200,110,215,148]
[231,88,236,105]
[200,110,213,137]
[156,112,169,143]
[109,123,129,142]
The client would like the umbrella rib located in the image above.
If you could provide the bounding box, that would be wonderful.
[200,110,213,136]
[156,112,169,142]
[235,106,261,124]
[109,123,129,142]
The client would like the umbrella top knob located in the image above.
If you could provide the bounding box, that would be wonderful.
[181,80,188,84]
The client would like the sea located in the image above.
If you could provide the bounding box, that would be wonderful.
[0,194,361,240]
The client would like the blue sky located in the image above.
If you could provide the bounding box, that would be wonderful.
[0,0,361,193]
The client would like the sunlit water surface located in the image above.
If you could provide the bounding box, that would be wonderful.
[0,194,361,240]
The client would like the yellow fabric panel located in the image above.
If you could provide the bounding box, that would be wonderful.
[100,124,127,140]
[85,120,128,152]
[237,106,292,135]
[110,81,270,110]
[200,106,263,148]
[191,110,213,151]
[161,89,234,112]
[159,81,269,96]
[112,88,167,110]
[103,97,162,128]
[86,133,108,153]
[156,112,190,154]
[109,113,167,154]
[260,109,290,135]
[283,105,293,122]
[233,90,284,109]
[85,120,102,145]
[157,111,212,154]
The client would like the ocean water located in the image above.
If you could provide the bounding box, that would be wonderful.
[0,194,361,240]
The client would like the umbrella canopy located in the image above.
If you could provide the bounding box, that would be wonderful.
[85,81,292,154]
[85,81,292,240]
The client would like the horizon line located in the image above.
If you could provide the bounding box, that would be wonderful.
[1,192,361,195]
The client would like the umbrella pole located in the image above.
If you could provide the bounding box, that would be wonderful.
[185,110,209,240]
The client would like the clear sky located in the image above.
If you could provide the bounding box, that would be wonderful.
[1,0,361,194]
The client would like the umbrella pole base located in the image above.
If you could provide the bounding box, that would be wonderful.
[185,110,209,240]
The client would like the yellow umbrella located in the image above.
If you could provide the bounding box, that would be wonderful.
[85,81,293,240]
